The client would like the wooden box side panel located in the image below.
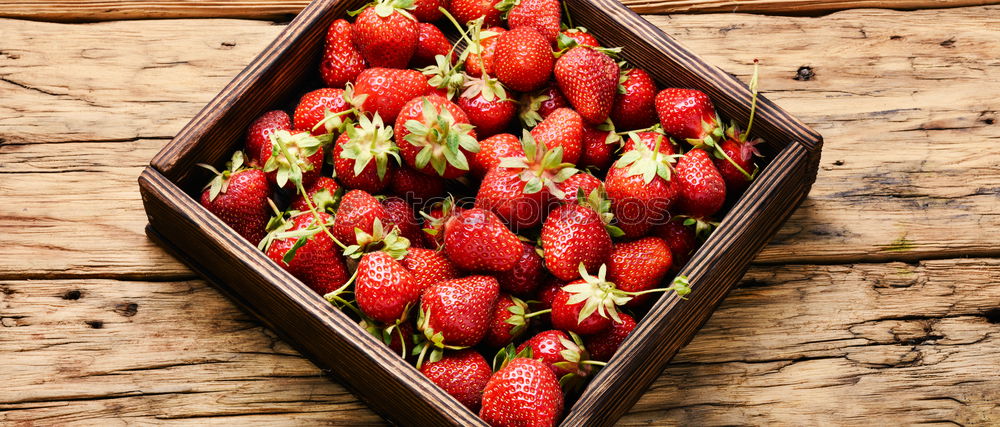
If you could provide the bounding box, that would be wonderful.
[139,168,484,427]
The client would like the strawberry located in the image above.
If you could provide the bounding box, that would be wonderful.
[411,23,454,69]
[554,46,618,125]
[479,357,564,427]
[416,275,499,353]
[332,190,391,246]
[411,0,448,22]
[495,241,546,296]
[579,124,620,170]
[651,218,698,271]
[540,198,613,282]
[356,250,420,324]
[362,317,415,356]
[604,132,680,238]
[352,0,419,69]
[501,0,560,46]
[245,111,291,165]
[611,68,658,131]
[516,329,592,379]
[559,28,600,48]
[464,26,505,78]
[531,107,583,165]
[289,176,341,213]
[483,294,531,347]
[549,286,611,335]
[443,208,521,272]
[354,68,433,124]
[458,77,516,139]
[401,247,461,290]
[419,349,493,411]
[447,0,502,28]
[263,212,349,295]
[607,236,672,307]
[320,19,367,89]
[294,87,358,136]
[469,133,522,180]
[715,124,763,195]
[493,27,554,93]
[199,152,271,243]
[675,148,726,218]
[382,196,425,246]
[333,113,398,193]
[655,88,723,146]
[518,82,569,128]
[420,198,459,248]
[554,172,602,204]
[395,95,479,178]
[389,166,446,204]
[584,312,635,362]
[259,129,326,190]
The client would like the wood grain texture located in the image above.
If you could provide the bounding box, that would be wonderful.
[4,259,997,424]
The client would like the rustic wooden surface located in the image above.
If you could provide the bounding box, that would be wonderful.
[1,4,999,426]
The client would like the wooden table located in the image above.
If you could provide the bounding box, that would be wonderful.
[2,1,999,425]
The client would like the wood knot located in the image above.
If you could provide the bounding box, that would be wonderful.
[984,308,1000,324]
[62,290,82,300]
[940,37,956,48]
[793,66,815,81]
[114,302,139,317]
[890,35,903,40]
[85,320,104,329]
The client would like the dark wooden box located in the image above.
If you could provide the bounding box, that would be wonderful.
[138,0,822,423]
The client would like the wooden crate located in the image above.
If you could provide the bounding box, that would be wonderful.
[138,0,823,423]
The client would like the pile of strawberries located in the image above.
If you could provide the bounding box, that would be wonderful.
[198,0,764,423]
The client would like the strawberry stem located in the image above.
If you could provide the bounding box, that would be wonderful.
[745,59,760,141]
[580,360,607,366]
[523,309,551,319]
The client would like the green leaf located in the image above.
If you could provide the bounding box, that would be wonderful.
[282,236,309,264]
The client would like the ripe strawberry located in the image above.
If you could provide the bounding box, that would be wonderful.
[417,275,500,348]
[518,82,569,128]
[714,125,763,195]
[516,329,591,379]
[448,0,502,28]
[264,212,349,295]
[579,124,619,170]
[333,113,398,193]
[655,88,723,146]
[584,312,636,362]
[493,27,554,93]
[608,236,672,307]
[531,107,583,165]
[604,132,680,238]
[458,77,516,138]
[290,176,341,213]
[411,0,448,22]
[354,68,433,124]
[294,88,357,136]
[411,23,454,69]
[540,201,612,281]
[651,218,698,271]
[395,95,479,178]
[200,152,271,243]
[469,133,523,179]
[483,294,531,347]
[332,190,391,246]
[389,166,446,204]
[419,349,492,411]
[320,19,367,89]
[503,0,560,46]
[495,242,546,296]
[443,208,521,272]
[382,196,424,246]
[420,198,459,248]
[554,172,602,204]
[479,358,564,427]
[559,28,600,48]
[464,26,505,78]
[401,247,461,290]
[554,46,618,125]
[549,286,611,335]
[675,149,726,218]
[611,68,658,131]
[352,0,418,69]
[356,250,420,324]
[245,111,291,165]
[259,130,326,190]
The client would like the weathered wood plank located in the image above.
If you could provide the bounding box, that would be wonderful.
[3,259,997,424]
[1,0,998,22]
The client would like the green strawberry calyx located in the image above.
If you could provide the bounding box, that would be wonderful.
[502,296,532,341]
[343,218,411,261]
[616,131,682,185]
[518,91,552,128]
[404,97,480,176]
[498,130,579,199]
[554,331,603,391]
[461,75,509,103]
[260,212,336,265]
[576,186,624,238]
[311,83,367,135]
[492,343,533,372]
[262,130,325,189]
[350,0,415,20]
[421,54,467,100]
[361,318,413,358]
[563,263,692,324]
[412,306,469,369]
[198,151,249,202]
[339,113,401,181]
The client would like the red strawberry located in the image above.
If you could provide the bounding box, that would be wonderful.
[655,88,723,146]
[554,173,602,204]
[264,212,349,295]
[714,125,763,195]
[464,26,505,78]
[457,77,516,139]
[584,312,636,362]
[443,208,521,272]
[200,152,271,243]
[607,236,672,307]
[479,358,564,427]
[483,294,531,347]
[332,190,391,246]
[469,133,523,179]
[579,124,619,170]
[418,275,500,348]
[419,349,493,411]
[675,148,726,218]
[245,111,291,165]
[382,196,425,245]
[517,329,591,379]
[259,130,326,190]
[295,88,357,136]
[448,0,503,28]
[493,27,554,93]
[411,0,448,22]
[540,201,612,281]
[390,166,446,204]
[651,218,698,271]
[611,68,658,131]
[395,95,479,178]
[320,19,367,89]
[518,82,569,128]
[496,242,546,296]
[421,198,460,248]
[559,28,600,48]
[411,23,454,69]
[354,68,433,124]
[333,113,398,193]
[503,0,560,46]
[604,132,679,238]
[352,0,418,69]
[356,250,420,324]
[401,247,461,290]
[290,176,341,213]
[554,46,618,125]
[550,286,611,335]
[531,107,583,165]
